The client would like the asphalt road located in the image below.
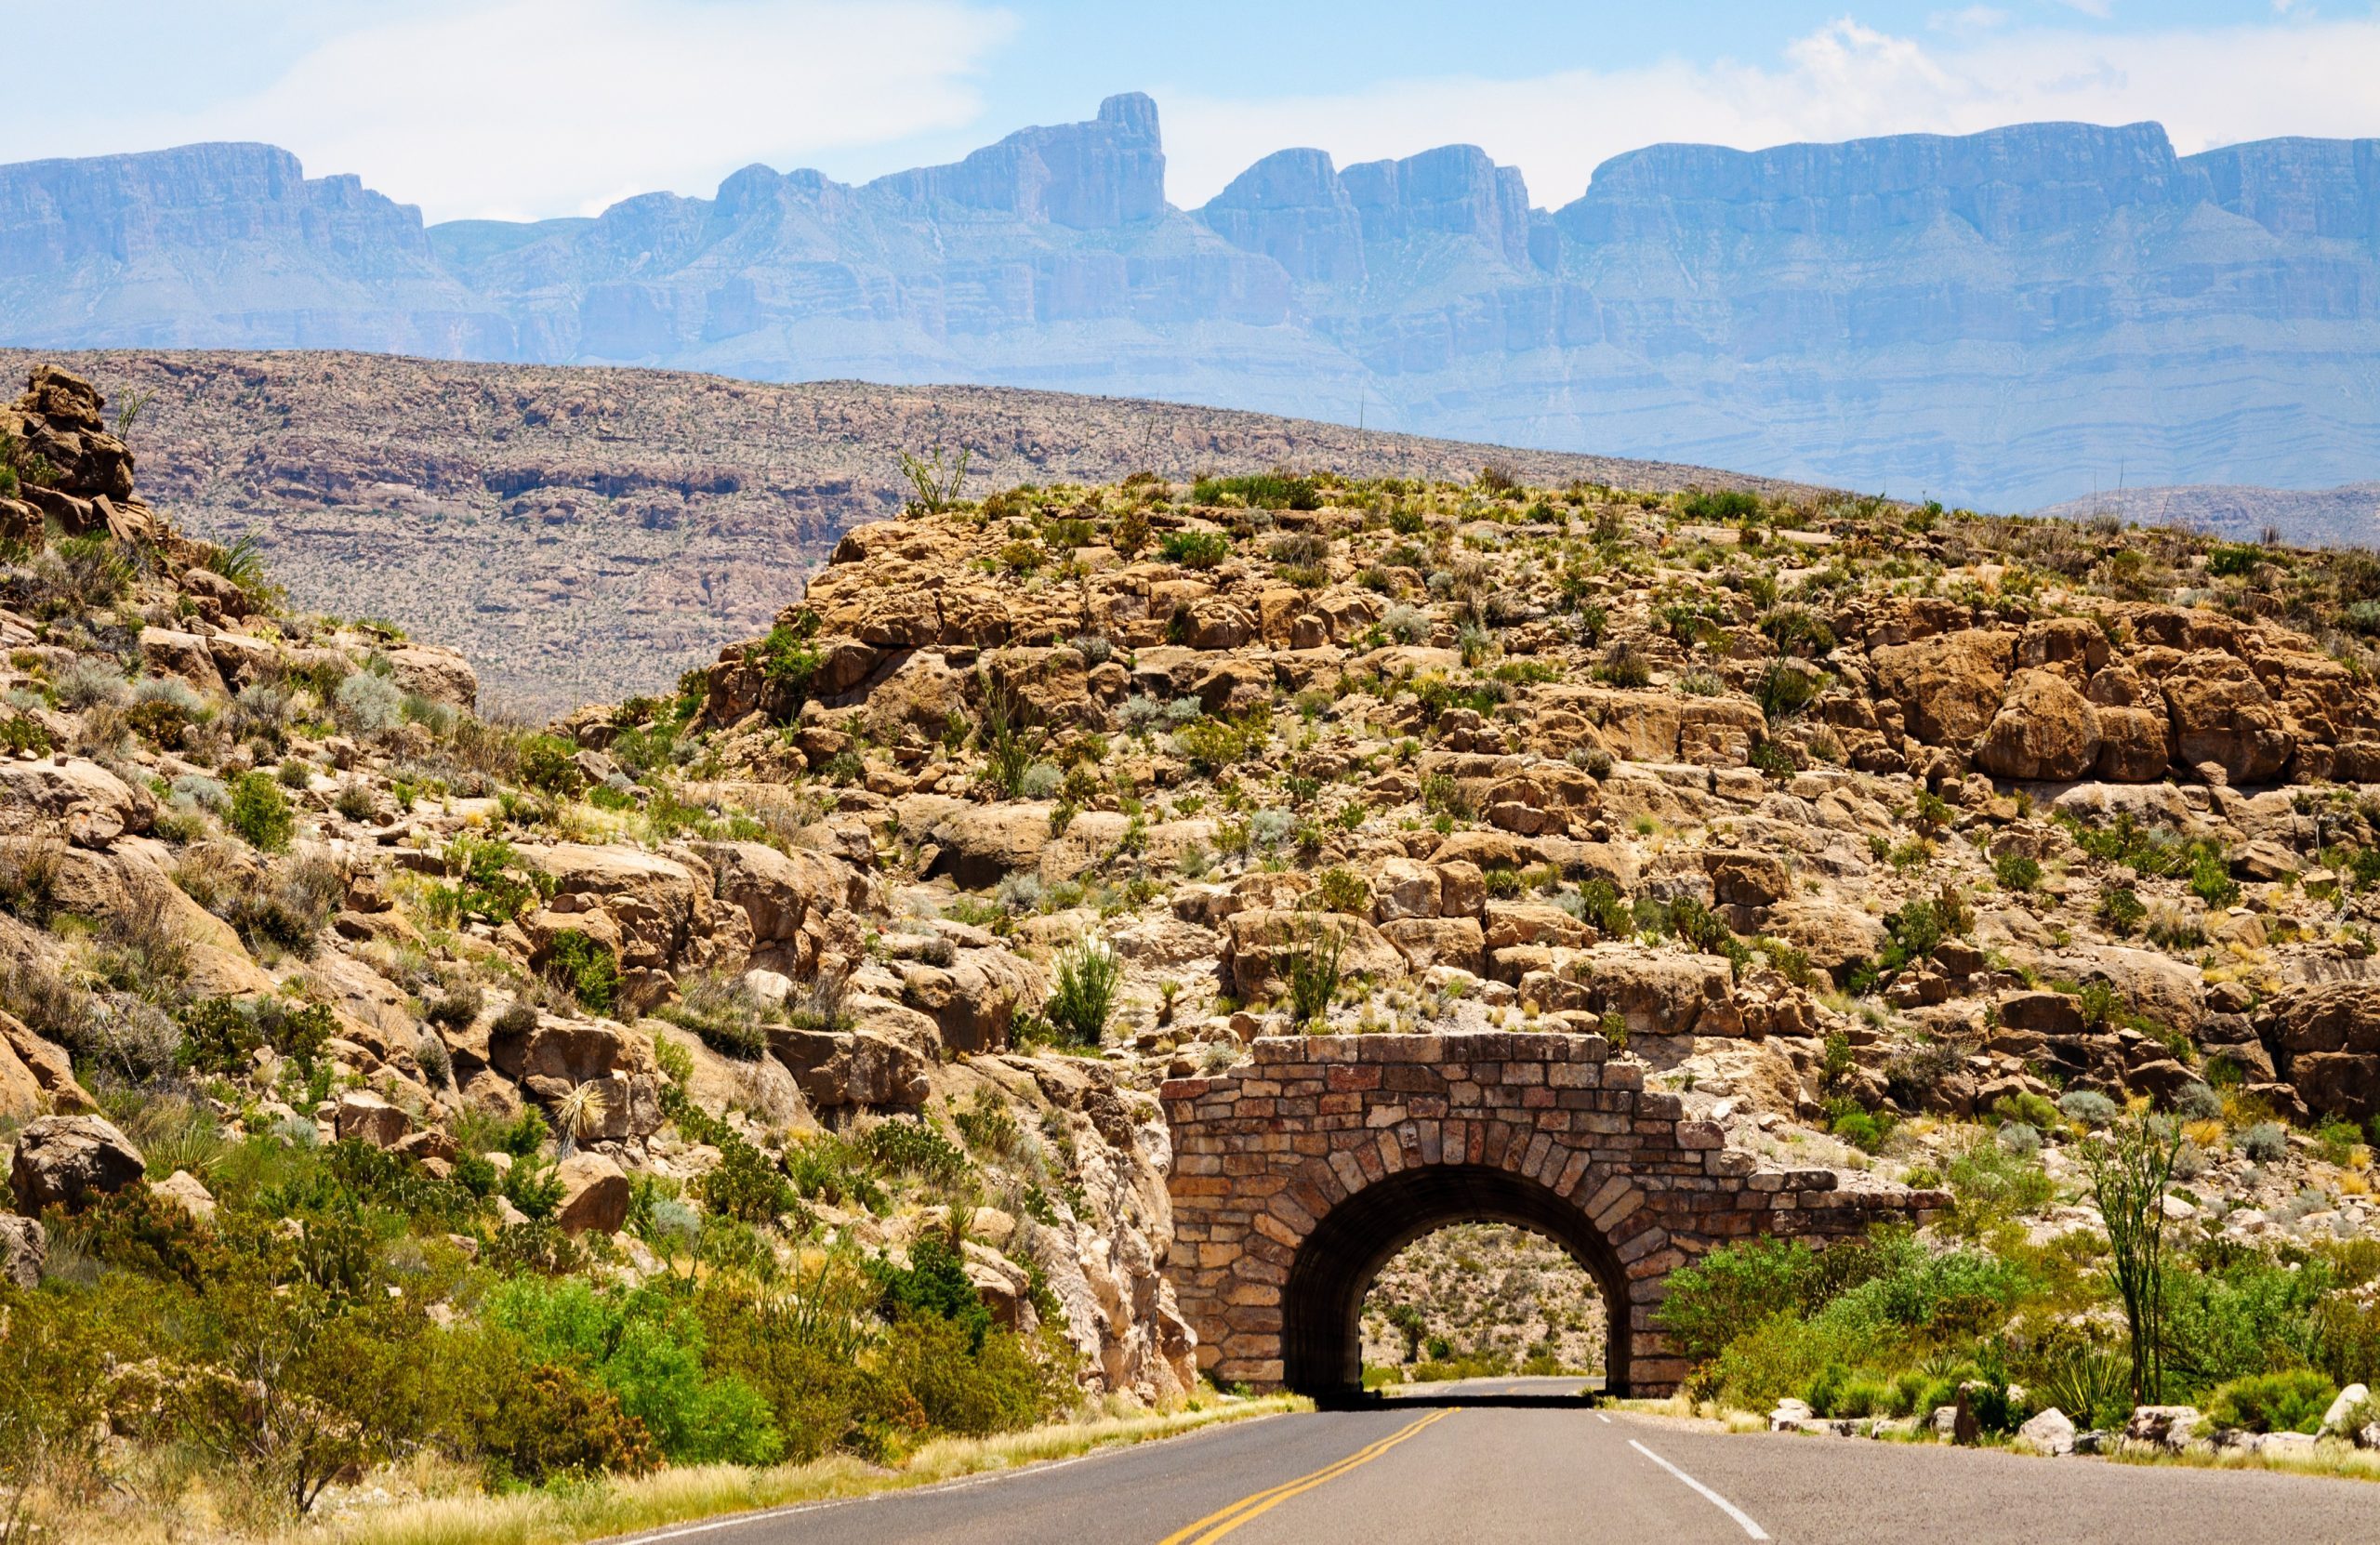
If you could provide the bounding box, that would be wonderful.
[619,1379,2380,1545]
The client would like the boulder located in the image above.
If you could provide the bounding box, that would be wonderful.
[336,1089,411,1147]
[769,1026,931,1108]
[696,839,869,978]
[2018,1406,2077,1456]
[9,1115,146,1214]
[1378,917,1486,975]
[1975,668,2099,783]
[385,644,480,711]
[151,1169,218,1221]
[0,758,154,847]
[1220,910,1405,1001]
[1871,630,2013,751]
[138,627,229,695]
[899,948,1046,1053]
[2091,706,2176,783]
[2321,1383,2370,1437]
[1369,856,1443,923]
[552,1153,630,1235]
[0,1213,43,1287]
[927,804,1055,889]
[2123,1405,2203,1450]
[1704,850,1792,909]
[2162,651,2292,784]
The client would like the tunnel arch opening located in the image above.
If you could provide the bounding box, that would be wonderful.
[1282,1163,1631,1397]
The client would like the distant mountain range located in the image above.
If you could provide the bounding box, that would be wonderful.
[5,94,2379,509]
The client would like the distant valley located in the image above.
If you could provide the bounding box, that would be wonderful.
[5,96,2379,509]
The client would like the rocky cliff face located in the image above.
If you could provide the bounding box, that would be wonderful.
[3,100,2379,509]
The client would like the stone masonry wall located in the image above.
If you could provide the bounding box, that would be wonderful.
[1162,1031,1944,1393]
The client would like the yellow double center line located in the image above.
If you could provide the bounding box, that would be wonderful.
[1157,1408,1459,1545]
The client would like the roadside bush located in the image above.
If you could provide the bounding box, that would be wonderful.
[2204,1368,2335,1434]
[483,1277,780,1465]
[2058,1090,2122,1129]
[2240,1122,2290,1162]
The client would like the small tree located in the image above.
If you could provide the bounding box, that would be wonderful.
[2079,1108,2185,1405]
[899,445,970,514]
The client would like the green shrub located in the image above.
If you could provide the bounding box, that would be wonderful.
[870,1233,994,1351]
[2099,885,2147,936]
[518,734,586,797]
[227,771,295,852]
[2239,1121,2289,1162]
[858,1119,970,1186]
[1158,530,1231,569]
[1992,852,2042,891]
[698,1133,800,1228]
[461,1354,660,1486]
[1285,922,1344,1026]
[546,930,620,1013]
[1656,1238,1818,1363]
[1190,472,1318,510]
[2204,1368,2336,1433]
[483,1277,781,1465]
[1315,867,1370,915]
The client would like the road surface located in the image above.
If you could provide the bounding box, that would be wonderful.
[618,1378,2378,1545]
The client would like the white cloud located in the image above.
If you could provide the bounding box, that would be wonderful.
[1160,16,2380,209]
[48,0,1015,222]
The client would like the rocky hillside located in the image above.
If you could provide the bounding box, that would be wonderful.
[1359,1223,1607,1378]
[6,358,2380,1533]
[0,349,1821,714]
[8,99,2380,508]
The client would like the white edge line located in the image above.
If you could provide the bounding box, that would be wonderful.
[1627,1438,1770,1541]
[607,1412,1298,1545]
[1596,1413,1612,1424]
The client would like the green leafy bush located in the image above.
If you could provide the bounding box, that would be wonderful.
[546,930,620,1013]
[518,734,587,797]
[2204,1369,2335,1434]
[484,1277,781,1464]
[1158,529,1231,568]
[227,771,295,852]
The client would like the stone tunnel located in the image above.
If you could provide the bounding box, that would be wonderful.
[1161,1030,1945,1395]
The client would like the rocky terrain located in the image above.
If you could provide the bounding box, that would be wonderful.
[7,356,2380,1534]
[7,99,2380,508]
[0,349,1819,714]
[1358,1223,1606,1379]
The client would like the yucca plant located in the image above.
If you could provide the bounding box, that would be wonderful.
[1043,938,1119,1048]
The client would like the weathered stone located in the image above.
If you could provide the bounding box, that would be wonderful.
[1976,668,2099,782]
[9,1115,145,1214]
[0,1213,45,1288]
[553,1153,630,1235]
[336,1089,411,1147]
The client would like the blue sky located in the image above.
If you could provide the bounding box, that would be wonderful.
[15,1,2380,221]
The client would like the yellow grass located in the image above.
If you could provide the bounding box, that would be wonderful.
[301,1396,1309,1545]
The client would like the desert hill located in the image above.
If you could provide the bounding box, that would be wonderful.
[2,348,1825,712]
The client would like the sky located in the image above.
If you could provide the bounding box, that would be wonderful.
[11,1,2380,223]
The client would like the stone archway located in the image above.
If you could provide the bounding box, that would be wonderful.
[1162,1030,1941,1396]
[1283,1162,1630,1393]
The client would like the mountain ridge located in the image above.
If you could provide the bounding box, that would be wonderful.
[5,98,2379,507]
